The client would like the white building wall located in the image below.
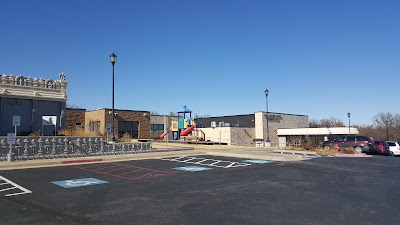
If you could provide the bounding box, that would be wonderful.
[196,127,232,144]
[255,112,264,140]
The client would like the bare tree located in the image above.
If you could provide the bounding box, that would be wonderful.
[150,110,160,115]
[194,113,212,118]
[309,119,319,128]
[66,103,82,109]
[319,117,344,127]
[373,112,393,140]
[310,113,400,141]
[373,112,400,140]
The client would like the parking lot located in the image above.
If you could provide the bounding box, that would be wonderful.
[1,155,400,225]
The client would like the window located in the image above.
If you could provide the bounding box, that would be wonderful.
[346,136,355,141]
[75,123,83,132]
[89,121,101,133]
[150,124,164,138]
[335,136,345,142]
[118,121,139,138]
[387,142,396,146]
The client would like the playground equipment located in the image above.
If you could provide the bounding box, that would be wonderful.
[155,106,205,141]
[171,106,195,140]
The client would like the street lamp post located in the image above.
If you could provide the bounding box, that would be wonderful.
[265,88,270,147]
[347,112,351,134]
[110,52,117,142]
[386,119,389,140]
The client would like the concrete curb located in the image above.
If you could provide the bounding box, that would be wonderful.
[273,149,318,155]
[333,153,372,157]
[206,151,306,162]
[0,148,313,170]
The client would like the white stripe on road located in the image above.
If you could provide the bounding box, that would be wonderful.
[162,157,251,169]
[0,175,32,196]
[0,187,17,192]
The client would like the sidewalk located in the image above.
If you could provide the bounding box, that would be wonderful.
[0,144,307,171]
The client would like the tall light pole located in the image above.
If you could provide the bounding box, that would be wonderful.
[110,52,117,142]
[386,119,389,140]
[265,88,270,146]
[347,112,351,134]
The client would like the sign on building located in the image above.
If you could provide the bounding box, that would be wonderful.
[7,133,16,145]
[106,124,112,133]
[12,115,20,127]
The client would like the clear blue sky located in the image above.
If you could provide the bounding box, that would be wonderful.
[1,0,399,126]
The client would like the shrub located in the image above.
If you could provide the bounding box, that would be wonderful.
[302,137,317,150]
[29,131,42,136]
[58,129,100,137]
[116,132,132,143]
[315,149,337,156]
[341,147,356,154]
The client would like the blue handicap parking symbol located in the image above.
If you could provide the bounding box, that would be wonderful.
[52,178,108,189]
[173,166,213,172]
[241,159,274,164]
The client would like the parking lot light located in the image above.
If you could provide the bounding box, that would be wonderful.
[347,112,351,134]
[110,52,117,142]
[265,88,270,147]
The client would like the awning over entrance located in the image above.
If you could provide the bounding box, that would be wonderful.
[276,127,359,136]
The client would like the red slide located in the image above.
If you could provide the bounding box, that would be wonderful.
[180,125,195,136]
[154,131,167,140]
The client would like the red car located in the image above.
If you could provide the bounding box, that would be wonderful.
[374,141,391,155]
[322,136,376,153]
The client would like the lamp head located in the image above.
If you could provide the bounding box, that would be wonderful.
[110,52,117,64]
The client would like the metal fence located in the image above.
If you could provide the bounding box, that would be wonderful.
[0,136,192,161]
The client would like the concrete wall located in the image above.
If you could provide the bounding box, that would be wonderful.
[196,127,232,144]
[230,127,255,146]
[255,112,264,140]
[150,115,177,139]
[261,112,308,147]
[195,127,256,146]
[0,97,66,136]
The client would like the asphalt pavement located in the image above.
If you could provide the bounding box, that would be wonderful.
[1,154,400,225]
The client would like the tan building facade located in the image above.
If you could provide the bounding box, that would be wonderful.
[66,108,151,139]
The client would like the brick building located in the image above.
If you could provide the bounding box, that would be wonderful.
[66,108,85,131]
[66,108,151,139]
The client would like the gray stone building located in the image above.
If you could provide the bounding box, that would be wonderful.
[195,112,309,147]
[0,73,68,136]
[150,115,177,139]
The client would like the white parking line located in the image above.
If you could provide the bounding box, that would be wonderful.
[0,175,32,197]
[162,156,251,168]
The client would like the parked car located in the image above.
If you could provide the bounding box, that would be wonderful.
[386,141,400,156]
[374,141,391,155]
[322,135,376,153]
